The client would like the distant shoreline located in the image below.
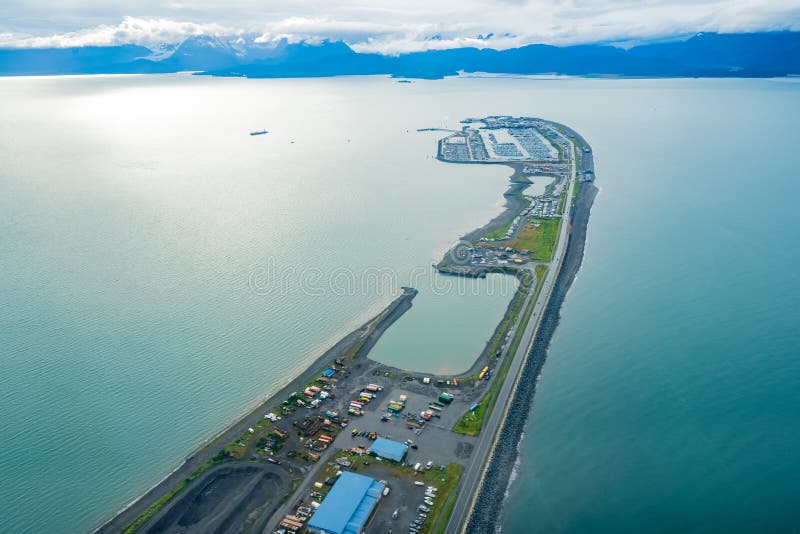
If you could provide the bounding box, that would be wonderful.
[3,32,798,80]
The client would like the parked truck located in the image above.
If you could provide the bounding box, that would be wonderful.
[478,366,489,380]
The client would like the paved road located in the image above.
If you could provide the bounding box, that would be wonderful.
[444,134,578,534]
[266,127,585,534]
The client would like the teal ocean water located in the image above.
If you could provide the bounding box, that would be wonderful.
[1,75,798,532]
[0,74,513,533]
[500,78,800,532]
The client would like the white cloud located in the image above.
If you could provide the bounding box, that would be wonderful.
[0,1,799,53]
[253,17,427,45]
[0,16,236,49]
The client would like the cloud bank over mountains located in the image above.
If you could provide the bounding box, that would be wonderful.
[1,0,800,53]
[0,18,234,50]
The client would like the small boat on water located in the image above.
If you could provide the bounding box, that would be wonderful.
[249,129,268,136]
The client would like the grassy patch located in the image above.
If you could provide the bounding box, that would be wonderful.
[484,276,530,359]
[453,399,488,436]
[222,430,253,459]
[507,218,560,261]
[121,482,186,534]
[435,489,460,534]
[418,464,464,534]
[453,267,547,436]
[554,141,565,161]
[342,334,368,364]
[256,431,286,455]
[484,220,513,240]
[483,193,530,241]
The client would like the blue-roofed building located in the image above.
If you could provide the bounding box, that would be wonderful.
[368,437,408,462]
[307,472,385,534]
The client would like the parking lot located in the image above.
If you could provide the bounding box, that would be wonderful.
[336,386,475,467]
[287,384,473,534]
[466,246,531,267]
[352,463,447,534]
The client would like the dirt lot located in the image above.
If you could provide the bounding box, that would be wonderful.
[98,290,418,534]
[142,463,286,534]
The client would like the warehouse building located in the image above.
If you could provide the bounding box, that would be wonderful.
[307,472,385,534]
[368,437,408,462]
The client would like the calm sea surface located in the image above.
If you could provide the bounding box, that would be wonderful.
[0,75,798,532]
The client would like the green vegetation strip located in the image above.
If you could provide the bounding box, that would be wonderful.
[435,491,460,534]
[122,453,228,534]
[484,220,513,240]
[485,276,531,360]
[453,266,548,436]
[508,218,560,262]
[121,482,186,534]
[483,194,530,240]
[416,464,464,534]
[121,345,353,531]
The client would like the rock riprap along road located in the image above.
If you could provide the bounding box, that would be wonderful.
[435,117,596,534]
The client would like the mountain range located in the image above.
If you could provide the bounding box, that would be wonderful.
[1,32,799,79]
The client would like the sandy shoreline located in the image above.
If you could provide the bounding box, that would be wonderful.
[94,179,528,534]
[94,287,418,533]
[98,118,595,534]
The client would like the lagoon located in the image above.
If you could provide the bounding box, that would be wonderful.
[369,272,519,375]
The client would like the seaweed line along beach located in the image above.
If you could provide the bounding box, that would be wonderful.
[96,115,596,534]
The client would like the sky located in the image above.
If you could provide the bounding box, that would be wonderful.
[1,0,799,53]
